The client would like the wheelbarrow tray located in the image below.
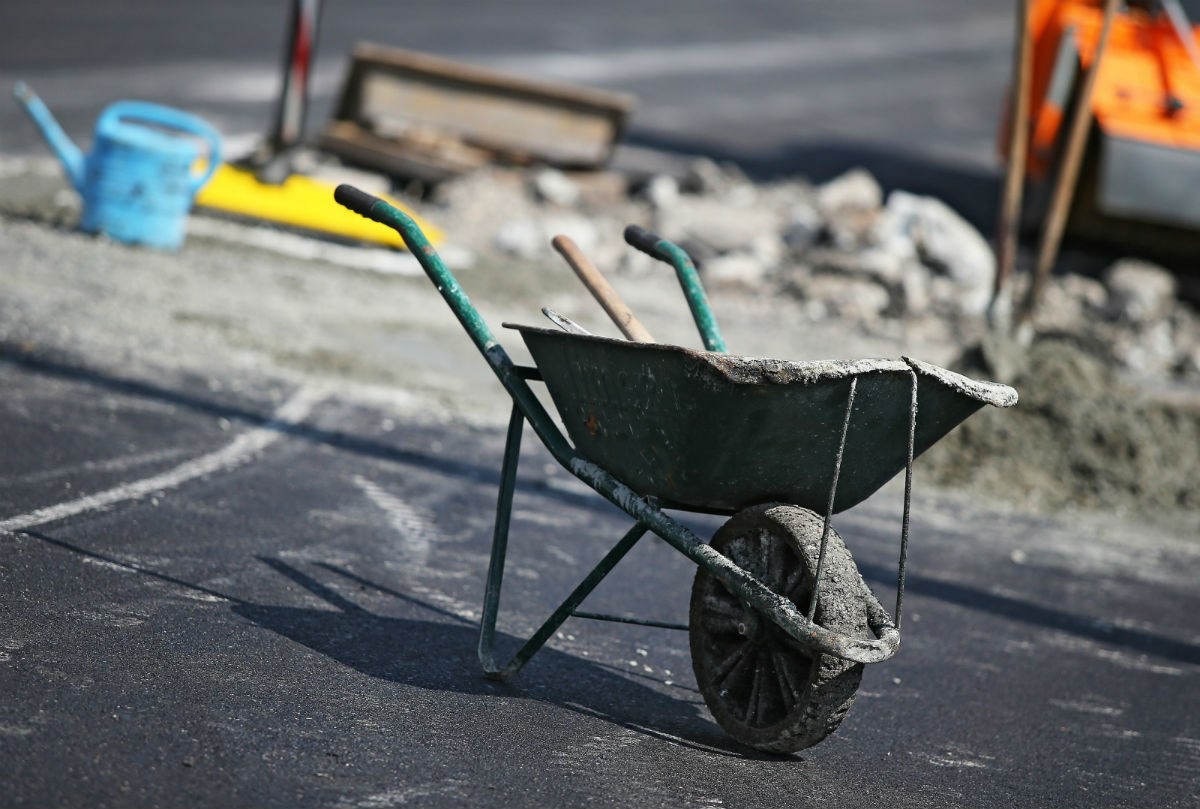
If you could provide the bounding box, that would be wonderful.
[510,325,1017,515]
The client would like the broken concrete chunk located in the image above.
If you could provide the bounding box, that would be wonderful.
[1110,320,1178,377]
[781,202,822,254]
[530,167,581,208]
[656,196,782,256]
[493,218,543,258]
[1103,259,1178,326]
[787,273,892,323]
[683,157,751,196]
[494,213,600,260]
[1035,274,1108,334]
[642,174,681,211]
[701,252,771,291]
[813,170,884,251]
[883,190,994,315]
[816,168,883,216]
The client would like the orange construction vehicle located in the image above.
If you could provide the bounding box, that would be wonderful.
[1005,0,1200,257]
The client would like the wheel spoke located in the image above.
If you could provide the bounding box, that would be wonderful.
[704,612,746,637]
[771,649,803,711]
[756,532,775,589]
[726,536,752,572]
[766,536,792,593]
[745,653,767,725]
[783,563,809,601]
[702,592,743,620]
[757,651,787,726]
[712,640,751,688]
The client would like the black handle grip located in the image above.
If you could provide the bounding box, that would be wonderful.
[334,184,383,219]
[623,224,664,257]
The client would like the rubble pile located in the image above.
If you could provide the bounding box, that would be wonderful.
[436,161,1200,386]
[432,160,1200,521]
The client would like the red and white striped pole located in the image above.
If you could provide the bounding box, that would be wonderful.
[260,0,322,180]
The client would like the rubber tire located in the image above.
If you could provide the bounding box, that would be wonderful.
[689,503,872,753]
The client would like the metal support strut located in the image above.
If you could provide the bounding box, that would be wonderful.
[894,370,918,630]
[477,402,652,680]
[807,377,858,622]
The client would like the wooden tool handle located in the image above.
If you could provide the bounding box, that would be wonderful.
[551,234,655,343]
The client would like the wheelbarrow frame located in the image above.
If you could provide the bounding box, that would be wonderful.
[334,185,907,680]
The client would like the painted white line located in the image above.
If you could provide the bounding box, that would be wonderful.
[351,475,482,622]
[0,386,325,535]
[484,16,1009,83]
[353,475,435,568]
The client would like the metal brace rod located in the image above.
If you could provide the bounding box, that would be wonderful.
[477,402,527,673]
[570,611,688,631]
[477,402,654,679]
[808,376,858,622]
[894,370,918,630]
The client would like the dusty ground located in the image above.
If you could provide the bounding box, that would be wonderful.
[1,156,1196,535]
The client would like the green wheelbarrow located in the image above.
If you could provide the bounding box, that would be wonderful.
[335,185,1018,753]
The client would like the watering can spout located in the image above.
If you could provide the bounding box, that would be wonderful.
[13,81,86,191]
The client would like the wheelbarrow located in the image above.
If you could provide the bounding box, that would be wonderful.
[334,185,1018,753]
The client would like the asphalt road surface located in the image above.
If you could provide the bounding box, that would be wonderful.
[1,1,1015,226]
[2,3,1200,807]
[1,339,1198,808]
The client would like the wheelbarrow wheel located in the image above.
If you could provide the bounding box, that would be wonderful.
[689,504,871,753]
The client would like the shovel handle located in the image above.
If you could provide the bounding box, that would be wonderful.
[551,234,655,343]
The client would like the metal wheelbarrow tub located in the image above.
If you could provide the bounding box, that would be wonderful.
[510,324,1017,515]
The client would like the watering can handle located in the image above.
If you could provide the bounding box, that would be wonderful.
[96,101,223,194]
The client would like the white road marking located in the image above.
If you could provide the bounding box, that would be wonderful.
[353,475,435,568]
[0,386,324,535]
[350,475,484,624]
[485,16,1009,83]
[1,17,1007,115]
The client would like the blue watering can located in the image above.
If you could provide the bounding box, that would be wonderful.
[13,81,222,251]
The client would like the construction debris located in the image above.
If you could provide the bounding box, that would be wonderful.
[319,43,636,183]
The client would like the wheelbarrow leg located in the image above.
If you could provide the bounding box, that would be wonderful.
[477,402,526,674]
[477,401,651,680]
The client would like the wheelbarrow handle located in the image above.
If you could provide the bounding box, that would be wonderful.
[622,225,727,353]
[334,184,492,352]
[623,224,666,259]
[334,183,574,455]
[333,183,383,220]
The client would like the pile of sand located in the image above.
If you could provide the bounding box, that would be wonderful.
[921,337,1200,519]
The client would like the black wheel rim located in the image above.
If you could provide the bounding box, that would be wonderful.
[693,527,818,731]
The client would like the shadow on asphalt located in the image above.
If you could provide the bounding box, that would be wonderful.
[12,342,1198,674]
[856,559,1200,666]
[237,556,774,758]
[20,529,775,759]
